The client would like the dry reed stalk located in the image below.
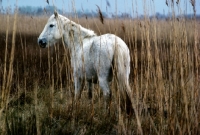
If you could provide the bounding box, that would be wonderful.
[0,11,17,134]
[96,5,104,24]
[5,11,17,108]
[34,80,40,135]
[152,18,165,132]
[1,14,9,109]
[50,57,55,120]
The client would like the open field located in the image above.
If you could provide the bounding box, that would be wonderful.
[0,7,200,135]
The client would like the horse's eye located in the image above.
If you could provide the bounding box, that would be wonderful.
[49,24,54,28]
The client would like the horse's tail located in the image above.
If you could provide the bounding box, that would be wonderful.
[113,40,143,134]
[113,41,133,114]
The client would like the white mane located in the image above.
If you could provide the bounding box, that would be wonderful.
[54,14,96,38]
[79,25,96,38]
[65,20,96,39]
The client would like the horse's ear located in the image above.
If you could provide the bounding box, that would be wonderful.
[54,10,58,18]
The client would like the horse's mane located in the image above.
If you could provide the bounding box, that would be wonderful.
[56,14,96,39]
[69,20,96,39]
[80,25,96,38]
[58,14,96,40]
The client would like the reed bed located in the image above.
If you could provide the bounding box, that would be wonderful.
[0,1,200,134]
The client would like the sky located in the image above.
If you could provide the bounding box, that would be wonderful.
[1,0,200,16]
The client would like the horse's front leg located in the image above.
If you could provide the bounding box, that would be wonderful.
[74,77,84,100]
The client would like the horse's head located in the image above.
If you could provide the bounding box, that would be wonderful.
[38,11,68,48]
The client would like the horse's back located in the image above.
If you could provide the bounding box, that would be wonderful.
[97,34,130,82]
[89,33,129,74]
[91,33,128,54]
[88,34,116,70]
[89,33,130,62]
[82,33,130,83]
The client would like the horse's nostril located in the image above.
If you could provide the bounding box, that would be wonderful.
[39,40,43,44]
[38,38,47,48]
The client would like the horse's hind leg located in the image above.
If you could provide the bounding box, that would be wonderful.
[98,77,111,110]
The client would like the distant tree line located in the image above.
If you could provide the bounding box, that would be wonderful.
[1,5,200,19]
[18,6,62,16]
[16,6,131,19]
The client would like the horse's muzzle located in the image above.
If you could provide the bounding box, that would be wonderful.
[38,38,47,48]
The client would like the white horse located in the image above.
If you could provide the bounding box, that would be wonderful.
[38,12,132,111]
